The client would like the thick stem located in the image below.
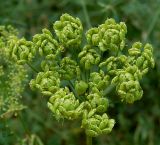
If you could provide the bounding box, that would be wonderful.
[87,136,92,145]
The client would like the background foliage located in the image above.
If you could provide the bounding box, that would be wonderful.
[0,0,160,145]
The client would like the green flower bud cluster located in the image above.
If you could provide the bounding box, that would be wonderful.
[54,13,83,48]
[98,42,154,104]
[80,83,113,137]
[128,42,155,75]
[87,93,108,113]
[33,28,61,59]
[59,57,80,80]
[0,25,18,41]
[41,59,58,72]
[99,55,127,75]
[0,26,27,117]
[82,111,115,137]
[86,18,127,52]
[111,65,143,103]
[89,70,110,92]
[48,87,84,120]
[7,36,35,64]
[30,71,60,96]
[5,14,154,140]
[78,45,100,70]
[32,28,63,72]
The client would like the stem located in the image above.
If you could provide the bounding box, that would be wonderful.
[68,80,84,101]
[87,70,90,83]
[26,62,38,73]
[68,80,78,98]
[87,136,92,145]
[103,84,116,96]
[145,7,160,41]
[81,0,91,29]
[19,113,30,136]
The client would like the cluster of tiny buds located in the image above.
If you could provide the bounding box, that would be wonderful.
[4,13,155,137]
[0,26,27,117]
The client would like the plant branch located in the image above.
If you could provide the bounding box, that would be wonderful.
[26,62,38,73]
[87,135,92,145]
[68,80,79,99]
[81,0,91,29]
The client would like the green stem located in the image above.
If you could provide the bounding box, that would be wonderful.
[68,80,78,98]
[19,113,30,136]
[26,62,38,73]
[103,84,116,96]
[68,80,84,101]
[87,136,92,145]
[145,8,160,41]
[81,0,91,29]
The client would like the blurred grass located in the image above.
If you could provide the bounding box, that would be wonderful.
[0,0,160,145]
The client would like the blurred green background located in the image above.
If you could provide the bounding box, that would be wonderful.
[0,0,160,145]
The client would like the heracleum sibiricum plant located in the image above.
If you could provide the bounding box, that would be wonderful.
[0,26,27,118]
[5,14,154,145]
